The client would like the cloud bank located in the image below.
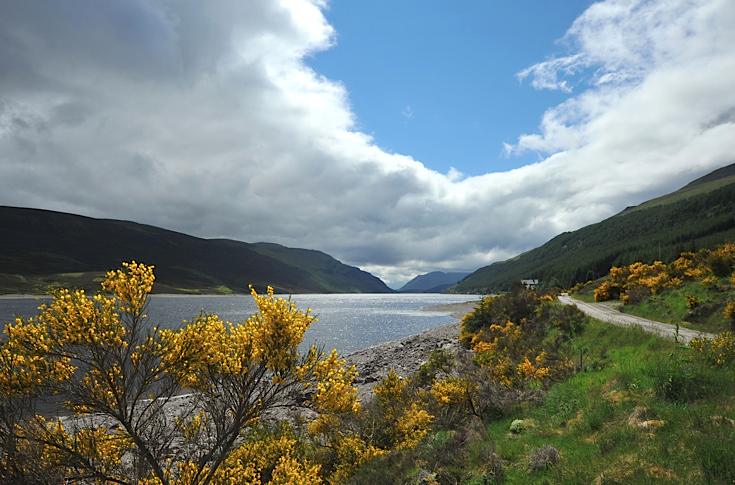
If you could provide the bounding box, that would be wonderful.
[1,0,734,286]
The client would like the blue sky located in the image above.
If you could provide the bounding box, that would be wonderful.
[308,1,594,175]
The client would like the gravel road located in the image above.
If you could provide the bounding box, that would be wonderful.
[558,294,715,343]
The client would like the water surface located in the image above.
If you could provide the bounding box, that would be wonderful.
[0,293,480,354]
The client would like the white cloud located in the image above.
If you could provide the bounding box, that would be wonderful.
[517,54,583,93]
[446,167,463,182]
[0,0,734,286]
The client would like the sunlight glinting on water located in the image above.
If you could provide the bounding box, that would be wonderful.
[0,293,480,355]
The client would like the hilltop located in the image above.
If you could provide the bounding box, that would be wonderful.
[455,163,735,293]
[0,206,392,294]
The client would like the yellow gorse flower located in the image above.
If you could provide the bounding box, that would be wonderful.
[430,377,469,406]
[1,261,365,485]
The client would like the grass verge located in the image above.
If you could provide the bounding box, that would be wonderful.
[620,280,731,334]
[353,319,735,484]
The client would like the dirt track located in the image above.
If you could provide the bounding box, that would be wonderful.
[558,294,715,344]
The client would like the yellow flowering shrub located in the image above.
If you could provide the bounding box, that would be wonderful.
[270,454,323,485]
[594,266,628,301]
[309,349,360,414]
[706,243,735,276]
[595,243,735,309]
[0,331,74,397]
[470,320,552,387]
[15,416,134,481]
[427,376,482,422]
[430,377,469,406]
[702,274,719,287]
[141,430,323,485]
[516,352,551,380]
[102,260,155,314]
[373,369,406,419]
[596,261,679,303]
[460,288,582,391]
[690,332,735,367]
[394,402,434,450]
[368,370,430,448]
[0,262,361,485]
[593,280,614,302]
[329,435,386,485]
[670,252,710,280]
[626,261,673,294]
[210,431,321,485]
[724,301,735,329]
[158,285,318,389]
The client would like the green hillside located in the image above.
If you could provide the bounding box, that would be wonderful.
[455,164,735,293]
[249,242,390,293]
[0,206,392,295]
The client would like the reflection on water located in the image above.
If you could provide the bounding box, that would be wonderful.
[0,293,480,354]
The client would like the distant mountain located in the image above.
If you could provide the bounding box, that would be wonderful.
[455,163,735,293]
[0,206,393,295]
[399,271,470,293]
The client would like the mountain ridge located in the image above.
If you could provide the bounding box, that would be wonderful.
[0,206,392,295]
[399,271,470,293]
[455,163,735,293]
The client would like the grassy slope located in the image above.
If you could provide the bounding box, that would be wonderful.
[455,165,735,293]
[0,206,392,294]
[619,280,731,334]
[630,174,735,213]
[486,321,735,484]
[570,275,733,333]
[356,320,735,484]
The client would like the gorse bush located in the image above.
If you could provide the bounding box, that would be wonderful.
[724,301,735,331]
[690,331,735,367]
[593,242,735,303]
[0,262,366,484]
[706,242,735,277]
[5,261,520,484]
[460,287,586,389]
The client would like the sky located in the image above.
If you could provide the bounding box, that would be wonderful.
[1,0,734,288]
[307,1,594,174]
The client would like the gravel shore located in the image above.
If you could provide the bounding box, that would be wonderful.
[346,300,478,399]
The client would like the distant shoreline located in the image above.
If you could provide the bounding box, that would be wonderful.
[0,294,51,300]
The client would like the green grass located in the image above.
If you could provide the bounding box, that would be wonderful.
[571,291,595,303]
[0,271,105,294]
[360,320,735,484]
[484,322,735,484]
[630,174,735,213]
[620,281,731,333]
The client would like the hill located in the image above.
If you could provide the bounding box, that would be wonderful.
[0,206,392,294]
[455,163,735,293]
[398,271,470,293]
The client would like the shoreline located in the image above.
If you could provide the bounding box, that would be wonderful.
[346,300,478,399]
[57,299,479,427]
